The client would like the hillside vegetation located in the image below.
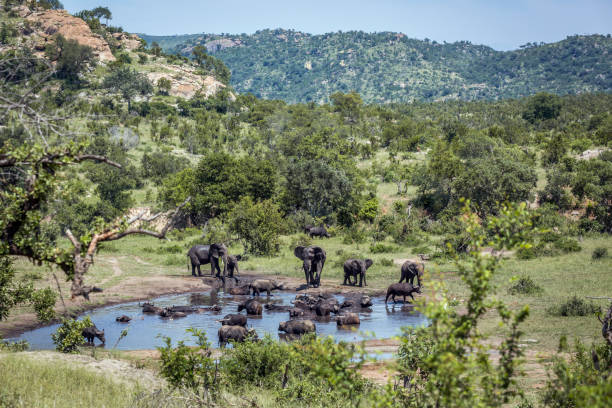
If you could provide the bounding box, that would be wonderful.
[142,29,612,103]
[2,2,612,407]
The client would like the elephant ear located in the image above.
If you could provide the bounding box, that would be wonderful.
[210,244,220,258]
[313,246,326,260]
[294,246,306,260]
[235,255,242,261]
[365,259,374,269]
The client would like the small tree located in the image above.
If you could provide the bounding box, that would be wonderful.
[157,77,172,95]
[102,67,153,110]
[45,34,94,82]
[228,197,284,256]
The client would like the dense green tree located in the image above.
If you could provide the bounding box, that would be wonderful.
[158,152,277,222]
[102,67,153,110]
[228,197,284,255]
[522,92,562,124]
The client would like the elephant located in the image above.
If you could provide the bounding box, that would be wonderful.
[279,319,316,335]
[82,325,105,345]
[307,226,330,238]
[227,255,241,282]
[294,245,326,288]
[217,314,247,327]
[337,312,360,326]
[249,279,284,296]
[343,258,373,287]
[385,283,421,304]
[399,260,424,287]
[218,325,257,347]
[237,298,263,315]
[187,243,230,280]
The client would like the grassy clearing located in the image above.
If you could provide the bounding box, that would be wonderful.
[0,353,142,408]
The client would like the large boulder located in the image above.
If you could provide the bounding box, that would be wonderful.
[25,9,115,62]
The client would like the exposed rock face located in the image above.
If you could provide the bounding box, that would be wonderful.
[112,32,143,52]
[24,9,115,62]
[203,38,241,53]
[146,65,226,99]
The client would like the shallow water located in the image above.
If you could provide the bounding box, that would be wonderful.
[11,290,428,350]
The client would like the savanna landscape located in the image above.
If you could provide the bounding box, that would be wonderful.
[1,1,611,407]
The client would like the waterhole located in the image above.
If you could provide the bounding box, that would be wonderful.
[11,290,427,350]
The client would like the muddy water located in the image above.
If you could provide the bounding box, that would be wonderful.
[11,290,428,350]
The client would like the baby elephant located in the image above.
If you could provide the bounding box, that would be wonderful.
[238,298,263,315]
[82,325,105,345]
[343,258,373,287]
[337,313,360,326]
[227,255,241,282]
[278,319,316,335]
[385,283,421,304]
[217,314,247,327]
[399,261,424,287]
[218,325,257,347]
[249,279,284,296]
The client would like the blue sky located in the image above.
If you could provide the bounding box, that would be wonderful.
[62,0,612,50]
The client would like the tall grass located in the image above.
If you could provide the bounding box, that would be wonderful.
[0,354,142,408]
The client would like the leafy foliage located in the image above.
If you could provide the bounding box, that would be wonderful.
[228,197,284,256]
[548,296,601,317]
[52,316,93,354]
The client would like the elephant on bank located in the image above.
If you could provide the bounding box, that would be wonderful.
[294,245,326,288]
[187,243,231,280]
[399,260,424,287]
[343,258,373,287]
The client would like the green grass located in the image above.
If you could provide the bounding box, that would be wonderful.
[0,353,142,408]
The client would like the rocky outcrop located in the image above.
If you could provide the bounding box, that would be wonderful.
[146,65,226,99]
[24,9,115,62]
[112,32,143,52]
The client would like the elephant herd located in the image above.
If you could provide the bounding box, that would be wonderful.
[186,240,425,296]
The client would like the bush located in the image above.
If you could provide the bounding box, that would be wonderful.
[342,223,367,244]
[592,247,608,260]
[379,258,394,267]
[548,296,600,317]
[289,233,312,249]
[52,316,93,353]
[228,197,284,256]
[221,335,290,388]
[507,276,544,295]
[369,242,396,253]
[158,328,218,400]
[553,237,581,253]
[0,339,29,352]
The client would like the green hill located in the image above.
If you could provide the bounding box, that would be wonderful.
[141,30,612,103]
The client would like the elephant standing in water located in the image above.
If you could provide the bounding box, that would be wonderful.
[187,243,231,280]
[294,246,326,288]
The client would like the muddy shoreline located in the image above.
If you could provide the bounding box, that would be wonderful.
[1,272,388,339]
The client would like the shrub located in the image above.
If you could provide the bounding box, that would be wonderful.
[52,316,93,353]
[342,223,367,244]
[0,339,29,352]
[553,237,581,253]
[221,335,290,388]
[289,233,312,249]
[369,242,396,253]
[548,296,600,317]
[508,276,544,295]
[158,328,218,400]
[379,258,394,267]
[228,197,284,256]
[592,247,608,260]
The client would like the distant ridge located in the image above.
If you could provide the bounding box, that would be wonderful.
[141,29,612,103]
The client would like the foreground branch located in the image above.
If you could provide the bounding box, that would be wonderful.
[68,197,191,299]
